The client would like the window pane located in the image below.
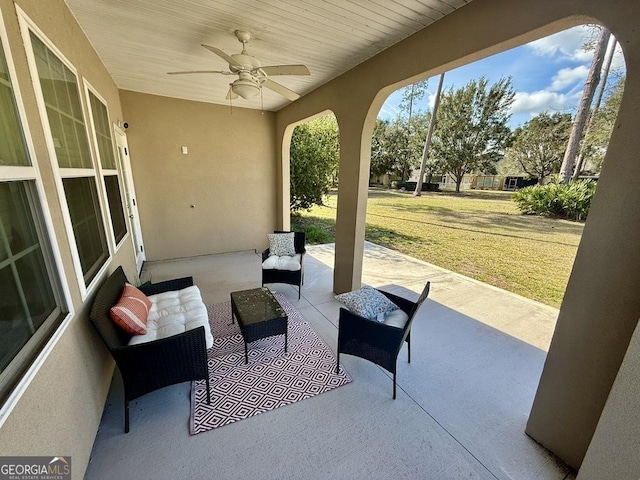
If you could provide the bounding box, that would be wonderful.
[89,93,116,169]
[62,177,108,284]
[0,41,29,166]
[0,182,58,375]
[104,175,127,245]
[30,33,91,169]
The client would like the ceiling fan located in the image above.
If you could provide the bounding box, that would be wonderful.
[168,30,310,101]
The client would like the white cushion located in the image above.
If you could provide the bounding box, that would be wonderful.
[128,285,213,349]
[262,253,302,271]
[383,308,410,329]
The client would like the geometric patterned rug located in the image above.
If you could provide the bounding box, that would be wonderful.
[190,292,352,434]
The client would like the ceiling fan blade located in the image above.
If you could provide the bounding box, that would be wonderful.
[262,79,300,101]
[260,65,310,76]
[225,87,239,100]
[167,70,230,75]
[201,44,242,67]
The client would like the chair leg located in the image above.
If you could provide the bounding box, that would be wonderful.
[336,352,340,374]
[393,372,397,400]
[124,398,130,433]
[205,375,211,404]
[407,334,411,364]
[298,284,301,299]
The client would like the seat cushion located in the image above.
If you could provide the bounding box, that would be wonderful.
[267,232,296,256]
[262,253,302,271]
[109,282,152,335]
[383,308,410,329]
[128,285,213,348]
[335,286,399,320]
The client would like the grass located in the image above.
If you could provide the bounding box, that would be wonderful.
[292,188,584,308]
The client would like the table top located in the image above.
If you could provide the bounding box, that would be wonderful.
[230,287,287,326]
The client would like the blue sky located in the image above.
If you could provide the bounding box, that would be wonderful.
[378,25,625,128]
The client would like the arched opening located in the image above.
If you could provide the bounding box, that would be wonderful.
[287,111,340,243]
[361,23,628,472]
[273,3,638,472]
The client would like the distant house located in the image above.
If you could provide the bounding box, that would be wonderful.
[471,175,538,191]
[409,173,538,191]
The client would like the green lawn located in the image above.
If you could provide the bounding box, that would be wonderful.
[292,188,584,308]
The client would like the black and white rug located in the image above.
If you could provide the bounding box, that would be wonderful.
[190,292,352,434]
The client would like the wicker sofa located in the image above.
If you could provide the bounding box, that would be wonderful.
[89,266,211,432]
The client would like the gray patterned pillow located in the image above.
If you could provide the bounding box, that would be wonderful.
[335,286,398,320]
[268,232,296,257]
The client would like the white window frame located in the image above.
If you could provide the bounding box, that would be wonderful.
[83,80,130,252]
[17,7,112,298]
[0,6,73,427]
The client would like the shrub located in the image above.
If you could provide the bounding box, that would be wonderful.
[399,181,440,192]
[513,179,597,221]
[303,224,332,244]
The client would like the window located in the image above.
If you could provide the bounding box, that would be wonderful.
[30,32,108,286]
[0,32,65,404]
[88,90,127,245]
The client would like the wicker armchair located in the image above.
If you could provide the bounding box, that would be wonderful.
[89,266,210,433]
[261,230,306,299]
[336,281,430,399]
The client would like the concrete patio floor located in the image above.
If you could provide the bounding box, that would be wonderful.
[85,242,574,480]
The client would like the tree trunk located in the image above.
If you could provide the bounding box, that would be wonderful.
[572,37,617,181]
[415,73,445,196]
[559,27,611,182]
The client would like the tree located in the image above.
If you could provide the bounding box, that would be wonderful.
[430,77,515,192]
[398,80,429,181]
[370,114,428,182]
[370,118,394,178]
[559,27,611,182]
[415,72,445,196]
[571,35,618,180]
[290,114,339,212]
[505,112,572,183]
[580,76,625,172]
[399,79,429,118]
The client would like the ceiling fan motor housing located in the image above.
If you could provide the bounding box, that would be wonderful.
[229,53,261,74]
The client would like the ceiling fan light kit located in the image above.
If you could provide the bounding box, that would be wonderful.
[231,74,261,99]
[167,29,310,103]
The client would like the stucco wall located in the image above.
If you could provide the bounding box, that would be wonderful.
[119,90,278,261]
[577,318,640,480]
[0,1,135,479]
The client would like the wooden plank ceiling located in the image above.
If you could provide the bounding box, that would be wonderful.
[64,0,471,111]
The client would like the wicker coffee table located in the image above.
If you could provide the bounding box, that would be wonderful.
[230,287,288,364]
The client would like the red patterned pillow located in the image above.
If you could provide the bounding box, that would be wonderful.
[109,282,152,335]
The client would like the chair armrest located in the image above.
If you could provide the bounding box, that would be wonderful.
[261,248,271,262]
[138,276,194,295]
[112,327,208,399]
[378,290,415,315]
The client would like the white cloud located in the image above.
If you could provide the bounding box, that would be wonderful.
[549,65,589,91]
[527,25,595,62]
[510,90,573,116]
